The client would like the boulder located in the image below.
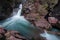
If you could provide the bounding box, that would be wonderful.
[5,31,27,40]
[0,27,28,40]
[48,17,58,24]
[0,27,7,40]
[25,12,52,30]
[34,16,52,30]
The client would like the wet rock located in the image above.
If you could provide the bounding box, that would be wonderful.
[48,17,58,24]
[6,35,27,40]
[34,16,52,30]
[0,34,6,40]
[0,27,28,40]
[48,17,60,29]
[0,28,7,34]
[25,12,52,30]
[5,31,27,40]
[47,31,60,36]
[0,27,7,40]
[33,35,47,40]
[24,4,52,30]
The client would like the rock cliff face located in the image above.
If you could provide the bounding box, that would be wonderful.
[23,0,53,30]
[0,27,27,40]
[48,0,60,29]
[23,0,60,30]
[0,0,21,20]
[0,0,12,20]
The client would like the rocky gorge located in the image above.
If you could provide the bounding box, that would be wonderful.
[0,0,60,40]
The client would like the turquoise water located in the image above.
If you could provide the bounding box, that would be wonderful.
[2,15,40,39]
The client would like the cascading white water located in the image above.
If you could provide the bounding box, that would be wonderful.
[17,4,22,16]
[40,30,60,40]
[2,4,23,26]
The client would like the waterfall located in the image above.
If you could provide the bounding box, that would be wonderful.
[17,4,22,16]
[40,30,60,40]
[1,3,40,39]
[2,4,23,26]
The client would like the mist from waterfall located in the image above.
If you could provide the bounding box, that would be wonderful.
[40,30,60,40]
